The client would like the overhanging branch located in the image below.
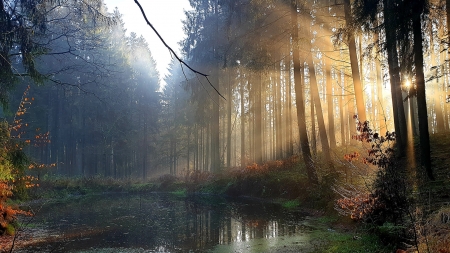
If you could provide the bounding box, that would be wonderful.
[133,0,225,100]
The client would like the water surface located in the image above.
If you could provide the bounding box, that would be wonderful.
[14,193,320,252]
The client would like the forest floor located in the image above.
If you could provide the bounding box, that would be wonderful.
[2,133,450,252]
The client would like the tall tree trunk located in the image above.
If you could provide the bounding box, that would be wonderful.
[254,74,263,164]
[291,0,318,184]
[240,70,246,168]
[261,74,267,161]
[143,121,147,180]
[384,0,408,154]
[211,76,220,172]
[170,135,174,175]
[276,70,283,160]
[348,78,357,144]
[249,78,254,162]
[227,70,232,168]
[343,0,367,122]
[310,84,317,156]
[430,28,445,133]
[285,57,294,156]
[412,7,434,180]
[187,127,191,172]
[205,121,210,171]
[307,52,332,164]
[339,69,346,146]
[447,0,450,47]
[325,55,336,149]
[375,42,385,133]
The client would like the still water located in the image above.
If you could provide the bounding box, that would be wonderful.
[15,193,321,252]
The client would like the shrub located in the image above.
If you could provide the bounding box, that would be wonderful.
[337,117,409,225]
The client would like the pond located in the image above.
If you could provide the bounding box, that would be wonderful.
[11,193,324,253]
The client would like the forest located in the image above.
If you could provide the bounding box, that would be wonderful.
[0,0,450,252]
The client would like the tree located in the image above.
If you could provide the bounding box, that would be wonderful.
[291,0,318,184]
[1,0,110,109]
[343,0,367,122]
[410,0,434,180]
[352,0,408,154]
[352,0,434,179]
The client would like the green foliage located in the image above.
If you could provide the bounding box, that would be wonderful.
[5,223,15,236]
[373,222,405,245]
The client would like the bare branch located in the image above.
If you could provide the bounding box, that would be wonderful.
[132,0,226,100]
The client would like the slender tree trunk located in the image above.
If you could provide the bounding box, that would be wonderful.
[375,45,385,133]
[170,135,174,175]
[286,57,294,156]
[447,0,450,48]
[307,52,332,164]
[205,121,210,171]
[412,9,434,180]
[261,74,267,161]
[339,70,346,146]
[249,78,254,162]
[276,70,283,160]
[255,74,263,164]
[143,121,147,180]
[310,84,317,156]
[187,127,191,172]
[384,0,408,154]
[240,71,246,168]
[211,74,220,172]
[348,78,357,144]
[291,0,318,184]
[343,0,367,122]
[227,70,232,168]
[439,28,449,131]
[325,56,336,149]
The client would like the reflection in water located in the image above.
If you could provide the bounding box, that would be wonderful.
[16,193,312,252]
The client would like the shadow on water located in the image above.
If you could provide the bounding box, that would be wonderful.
[14,193,318,252]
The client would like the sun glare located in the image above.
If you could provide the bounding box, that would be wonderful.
[404,79,411,89]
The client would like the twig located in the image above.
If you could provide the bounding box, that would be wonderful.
[133,0,226,100]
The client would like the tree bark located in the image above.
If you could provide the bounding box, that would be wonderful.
[276,68,283,160]
[412,9,434,180]
[291,0,318,184]
[240,69,246,168]
[343,0,367,122]
[447,0,450,49]
[227,69,232,168]
[254,74,263,164]
[310,82,317,156]
[307,52,331,164]
[285,56,294,156]
[339,69,346,146]
[325,56,336,149]
[383,0,408,154]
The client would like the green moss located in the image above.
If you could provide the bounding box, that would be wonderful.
[5,223,15,236]
[171,188,187,197]
[310,230,391,253]
[282,199,300,209]
[316,215,339,224]
[129,183,155,193]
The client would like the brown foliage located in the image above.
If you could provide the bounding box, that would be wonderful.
[0,182,32,235]
[336,193,383,221]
